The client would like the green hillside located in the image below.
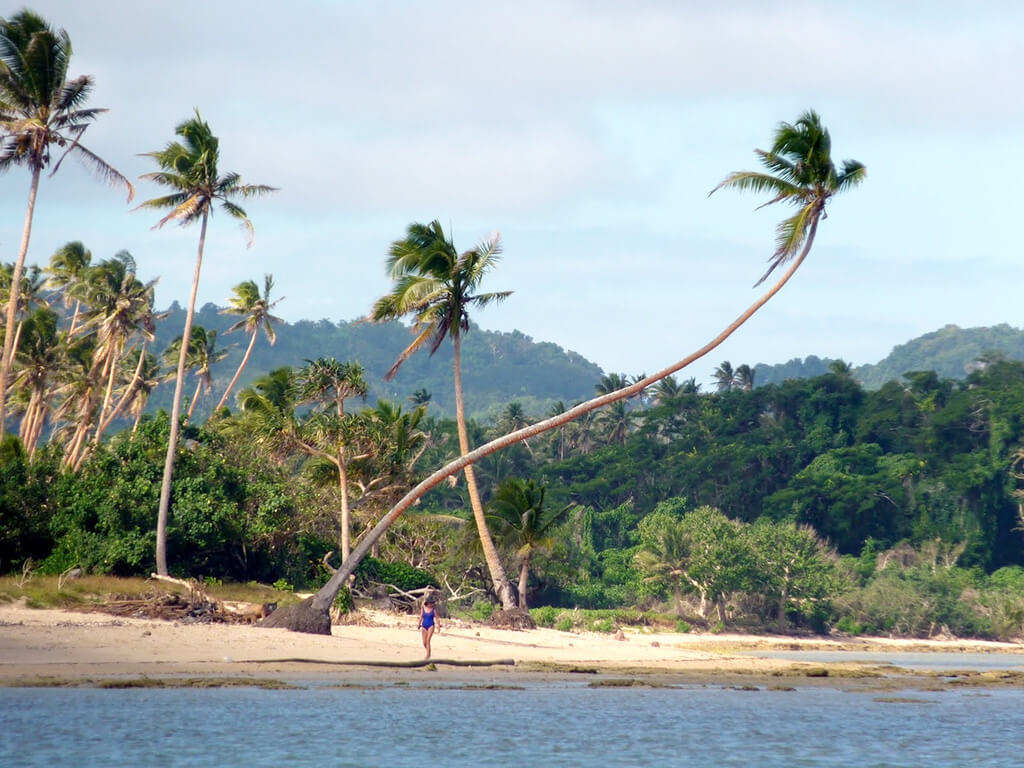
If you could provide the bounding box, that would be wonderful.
[148,302,604,421]
[754,324,1024,390]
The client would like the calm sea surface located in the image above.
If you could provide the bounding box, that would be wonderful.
[3,681,1024,767]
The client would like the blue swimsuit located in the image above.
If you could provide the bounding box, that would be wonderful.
[421,607,435,629]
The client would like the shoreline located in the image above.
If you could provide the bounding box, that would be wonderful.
[3,603,1023,690]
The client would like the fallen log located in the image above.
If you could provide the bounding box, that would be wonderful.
[233,657,515,668]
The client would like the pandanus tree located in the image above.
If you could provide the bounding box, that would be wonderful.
[0,10,133,439]
[214,274,282,413]
[139,110,276,577]
[368,220,519,611]
[265,111,865,634]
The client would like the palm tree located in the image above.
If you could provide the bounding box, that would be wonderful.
[595,372,630,396]
[713,361,735,392]
[294,357,368,561]
[138,110,276,576]
[598,400,637,446]
[408,388,432,408]
[44,241,92,337]
[214,274,283,412]
[162,326,227,422]
[735,363,755,392]
[712,109,866,286]
[11,306,64,456]
[368,220,518,610]
[487,478,573,609]
[652,375,682,406]
[0,10,133,439]
[120,348,161,437]
[266,111,865,634]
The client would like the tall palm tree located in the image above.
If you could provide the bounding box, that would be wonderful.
[268,111,866,634]
[44,241,92,337]
[368,220,518,610]
[214,273,283,412]
[138,110,276,576]
[652,375,682,406]
[487,478,573,609]
[0,10,133,439]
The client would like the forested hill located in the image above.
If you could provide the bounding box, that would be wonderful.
[149,302,603,420]
[754,324,1024,390]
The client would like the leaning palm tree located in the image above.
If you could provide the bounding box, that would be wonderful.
[0,10,133,439]
[214,273,283,412]
[138,110,276,576]
[265,111,865,634]
[368,220,518,611]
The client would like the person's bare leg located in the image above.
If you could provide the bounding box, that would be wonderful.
[423,626,434,659]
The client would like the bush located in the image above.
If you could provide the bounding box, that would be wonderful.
[355,556,435,593]
[675,619,691,633]
[531,605,559,628]
[835,616,864,635]
[468,601,496,622]
[555,617,574,632]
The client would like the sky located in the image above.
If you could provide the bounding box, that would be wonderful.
[3,1,1022,387]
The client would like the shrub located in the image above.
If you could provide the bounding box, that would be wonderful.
[675,619,691,633]
[468,601,496,622]
[531,605,559,628]
[555,617,574,632]
[591,618,614,633]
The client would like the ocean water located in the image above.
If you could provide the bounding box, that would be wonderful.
[3,682,1024,767]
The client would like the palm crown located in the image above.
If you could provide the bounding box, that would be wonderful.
[369,220,512,379]
[0,10,132,193]
[712,110,865,285]
[136,110,276,242]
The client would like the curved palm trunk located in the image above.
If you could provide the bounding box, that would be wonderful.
[0,166,41,441]
[275,217,821,632]
[337,397,352,561]
[214,329,257,413]
[453,334,517,610]
[156,213,208,576]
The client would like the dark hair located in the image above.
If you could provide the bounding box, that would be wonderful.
[424,598,435,605]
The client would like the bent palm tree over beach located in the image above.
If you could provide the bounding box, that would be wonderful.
[265,111,865,634]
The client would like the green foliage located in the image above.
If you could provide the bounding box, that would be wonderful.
[354,556,435,593]
[531,605,559,628]
[555,616,574,632]
[272,578,293,592]
[675,619,691,633]
[466,601,496,622]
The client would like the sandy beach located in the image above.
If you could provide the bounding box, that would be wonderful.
[3,601,1024,690]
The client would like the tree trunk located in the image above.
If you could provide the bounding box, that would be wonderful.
[186,377,202,421]
[0,165,41,441]
[156,212,208,577]
[518,551,532,609]
[265,231,820,633]
[453,334,517,610]
[214,330,256,412]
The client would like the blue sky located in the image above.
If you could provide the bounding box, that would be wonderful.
[4,1,1022,386]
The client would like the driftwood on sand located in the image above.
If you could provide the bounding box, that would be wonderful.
[234,657,515,668]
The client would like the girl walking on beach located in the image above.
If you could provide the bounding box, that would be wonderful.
[419,598,440,659]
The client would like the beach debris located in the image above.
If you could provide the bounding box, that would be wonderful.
[488,608,536,630]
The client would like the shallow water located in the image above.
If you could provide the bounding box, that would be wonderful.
[4,682,1024,767]
[741,650,1024,670]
